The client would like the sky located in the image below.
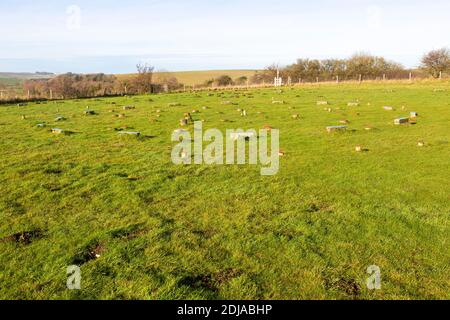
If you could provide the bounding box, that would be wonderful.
[1,0,449,74]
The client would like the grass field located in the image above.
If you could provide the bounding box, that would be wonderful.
[118,70,258,86]
[0,82,449,300]
[0,73,55,96]
[0,77,23,93]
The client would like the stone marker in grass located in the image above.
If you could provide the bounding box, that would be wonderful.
[383,106,394,111]
[348,102,360,107]
[123,105,135,110]
[229,132,256,141]
[184,113,193,122]
[394,118,409,125]
[174,129,188,134]
[118,131,140,137]
[326,125,347,133]
[114,126,129,131]
[417,141,425,147]
[51,128,64,134]
[36,123,46,128]
[55,116,65,121]
[84,110,96,115]
[317,101,328,106]
[292,114,299,119]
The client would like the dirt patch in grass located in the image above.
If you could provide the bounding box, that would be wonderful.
[41,182,64,192]
[1,229,45,245]
[324,276,361,298]
[214,268,242,286]
[43,167,63,175]
[180,274,217,291]
[71,241,105,265]
[109,224,147,240]
[305,201,333,213]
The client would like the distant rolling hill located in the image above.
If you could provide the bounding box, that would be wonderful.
[0,70,259,94]
[0,72,55,80]
[0,73,55,91]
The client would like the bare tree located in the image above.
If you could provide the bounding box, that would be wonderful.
[133,62,154,94]
[214,75,233,86]
[421,48,450,78]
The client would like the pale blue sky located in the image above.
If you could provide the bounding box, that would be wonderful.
[1,0,449,73]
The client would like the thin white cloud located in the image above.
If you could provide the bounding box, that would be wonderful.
[0,0,449,72]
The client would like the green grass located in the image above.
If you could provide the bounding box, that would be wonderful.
[0,82,449,300]
[0,77,23,92]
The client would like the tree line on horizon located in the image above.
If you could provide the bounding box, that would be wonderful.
[252,48,449,84]
[14,48,450,101]
[20,63,183,100]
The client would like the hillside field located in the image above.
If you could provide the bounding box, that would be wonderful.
[0,81,449,300]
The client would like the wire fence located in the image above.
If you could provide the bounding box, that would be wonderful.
[0,75,448,104]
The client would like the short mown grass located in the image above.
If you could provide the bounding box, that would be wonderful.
[0,82,449,299]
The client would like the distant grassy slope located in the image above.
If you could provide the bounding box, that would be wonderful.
[0,77,22,87]
[0,72,54,80]
[118,70,258,85]
[0,73,54,94]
